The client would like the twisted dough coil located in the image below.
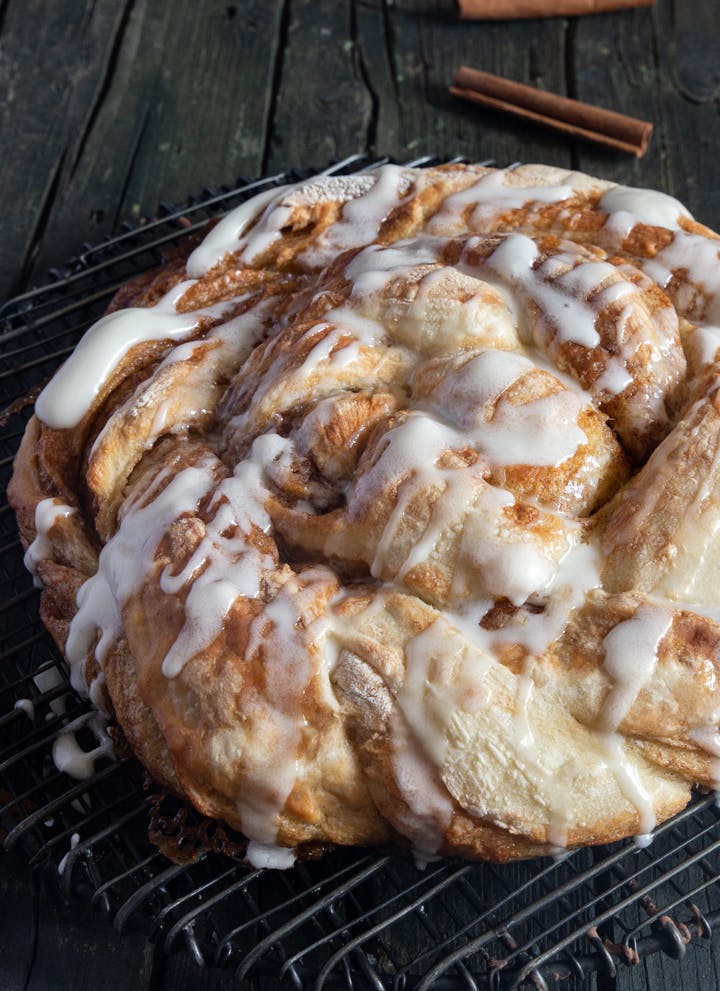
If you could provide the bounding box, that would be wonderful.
[11,162,720,867]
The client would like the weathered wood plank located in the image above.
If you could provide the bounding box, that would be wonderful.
[572,3,720,230]
[350,0,403,158]
[372,0,574,169]
[622,930,720,991]
[651,0,720,229]
[0,853,35,991]
[28,0,284,290]
[4,5,720,991]
[0,855,153,991]
[151,952,238,990]
[571,8,667,187]
[0,0,130,299]
[217,0,570,174]
[265,0,374,173]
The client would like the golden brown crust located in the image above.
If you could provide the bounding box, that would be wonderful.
[11,162,720,864]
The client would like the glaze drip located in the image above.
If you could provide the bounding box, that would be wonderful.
[22,162,720,862]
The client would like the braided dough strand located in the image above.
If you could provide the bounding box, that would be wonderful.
[11,163,720,867]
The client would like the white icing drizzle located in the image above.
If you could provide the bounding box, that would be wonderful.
[600,603,673,732]
[346,238,441,297]
[349,346,594,612]
[64,428,337,846]
[593,603,673,840]
[66,430,290,691]
[451,537,601,659]
[159,436,281,679]
[390,710,455,859]
[224,308,389,454]
[602,209,639,245]
[595,354,634,396]
[345,237,526,356]
[31,163,715,861]
[86,305,269,470]
[514,656,536,751]
[642,232,720,324]
[392,624,465,856]
[304,164,412,265]
[527,682,575,835]
[52,714,113,780]
[480,234,608,350]
[88,671,107,711]
[600,185,692,231]
[433,350,588,467]
[395,617,600,851]
[65,459,220,692]
[687,325,720,370]
[331,166,410,245]
[600,733,657,837]
[689,727,720,757]
[24,498,76,586]
[186,185,292,276]
[35,281,236,430]
[297,307,383,373]
[203,170,415,272]
[14,698,35,720]
[57,832,81,876]
[358,410,571,606]
[245,841,297,870]
[33,666,68,716]
[433,348,531,421]
[461,492,563,608]
[187,166,413,276]
[157,300,266,374]
[426,170,574,234]
[238,567,338,844]
[634,832,654,849]
[688,727,720,790]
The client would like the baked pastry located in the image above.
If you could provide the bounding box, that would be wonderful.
[10,162,720,868]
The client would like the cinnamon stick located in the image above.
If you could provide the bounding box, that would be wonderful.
[458,0,654,18]
[450,66,652,157]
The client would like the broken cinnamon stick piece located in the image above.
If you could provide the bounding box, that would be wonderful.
[458,0,654,18]
[450,66,653,157]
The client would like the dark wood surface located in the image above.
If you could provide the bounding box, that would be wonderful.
[3,0,720,988]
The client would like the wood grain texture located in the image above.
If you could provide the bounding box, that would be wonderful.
[265,0,374,171]
[0,853,35,991]
[4,1,720,989]
[3,0,719,296]
[26,0,284,292]
[0,854,152,991]
[0,0,130,299]
[25,887,153,991]
[623,936,720,991]
[569,3,720,229]
[366,0,574,169]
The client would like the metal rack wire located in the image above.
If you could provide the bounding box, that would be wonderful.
[3,154,720,990]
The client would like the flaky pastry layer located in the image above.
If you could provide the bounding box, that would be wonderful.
[11,162,720,867]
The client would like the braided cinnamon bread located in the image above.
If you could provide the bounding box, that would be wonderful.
[11,162,720,867]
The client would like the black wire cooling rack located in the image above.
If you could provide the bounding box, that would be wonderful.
[3,154,720,990]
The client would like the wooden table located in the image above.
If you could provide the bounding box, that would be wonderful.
[3,1,720,988]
